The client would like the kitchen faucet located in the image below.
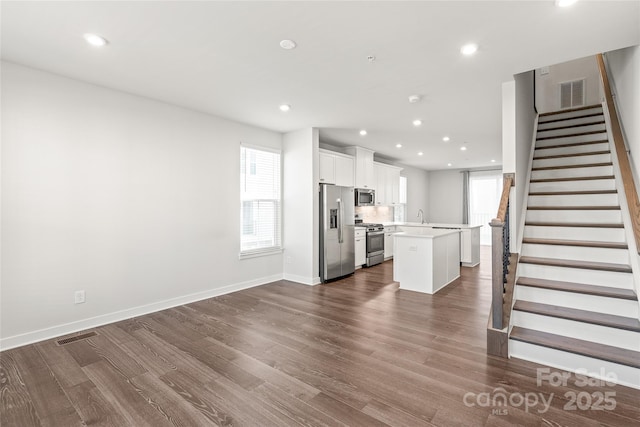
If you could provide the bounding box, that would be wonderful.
[417,209,425,224]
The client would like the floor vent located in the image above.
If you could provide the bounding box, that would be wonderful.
[56,331,98,346]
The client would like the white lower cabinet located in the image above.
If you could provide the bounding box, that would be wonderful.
[355,228,366,267]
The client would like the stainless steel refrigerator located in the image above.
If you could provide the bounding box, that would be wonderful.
[320,184,355,282]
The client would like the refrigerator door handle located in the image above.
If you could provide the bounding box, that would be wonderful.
[338,199,343,243]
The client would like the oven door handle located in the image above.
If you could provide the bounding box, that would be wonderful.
[367,230,384,236]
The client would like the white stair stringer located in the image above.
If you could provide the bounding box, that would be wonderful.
[508,105,640,390]
[509,340,640,390]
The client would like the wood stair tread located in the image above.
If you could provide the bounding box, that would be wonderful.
[510,326,640,369]
[525,222,624,228]
[537,130,607,141]
[531,162,612,171]
[539,105,603,117]
[517,277,637,300]
[530,175,615,183]
[513,301,640,332]
[537,121,605,132]
[538,113,604,125]
[535,140,608,150]
[528,190,617,196]
[533,150,610,160]
[518,256,632,273]
[527,205,620,210]
[522,237,628,249]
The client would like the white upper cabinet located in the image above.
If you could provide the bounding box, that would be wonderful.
[373,162,403,205]
[345,146,375,189]
[334,155,355,188]
[319,149,354,187]
[319,152,336,184]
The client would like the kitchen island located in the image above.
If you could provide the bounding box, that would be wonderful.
[393,228,461,294]
[385,222,481,267]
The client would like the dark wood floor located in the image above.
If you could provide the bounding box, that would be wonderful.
[2,248,639,426]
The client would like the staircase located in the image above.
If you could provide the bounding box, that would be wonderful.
[508,104,640,389]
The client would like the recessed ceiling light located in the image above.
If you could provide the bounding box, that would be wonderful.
[556,0,578,7]
[461,43,478,56]
[279,104,291,112]
[280,39,297,50]
[460,146,467,151]
[359,129,367,136]
[408,95,421,103]
[367,55,376,62]
[396,144,402,148]
[442,136,450,142]
[447,163,453,167]
[413,119,422,127]
[418,152,424,156]
[491,159,496,163]
[83,33,108,47]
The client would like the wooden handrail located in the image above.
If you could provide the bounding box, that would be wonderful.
[494,174,514,222]
[597,54,640,254]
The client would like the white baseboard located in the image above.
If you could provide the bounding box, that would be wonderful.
[282,273,320,286]
[0,274,283,352]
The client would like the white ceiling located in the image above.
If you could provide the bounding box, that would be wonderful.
[2,1,639,170]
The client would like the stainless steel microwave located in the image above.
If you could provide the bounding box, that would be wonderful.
[355,188,375,206]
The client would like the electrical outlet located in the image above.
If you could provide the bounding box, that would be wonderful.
[540,66,550,76]
[74,290,85,304]
[286,256,292,264]
[409,246,418,252]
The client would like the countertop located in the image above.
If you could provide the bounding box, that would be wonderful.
[394,228,461,239]
[382,222,482,229]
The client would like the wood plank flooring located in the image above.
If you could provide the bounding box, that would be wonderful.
[2,247,639,426]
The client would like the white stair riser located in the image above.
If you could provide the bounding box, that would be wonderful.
[526,210,622,223]
[509,340,640,390]
[521,243,629,265]
[514,286,639,318]
[531,166,613,180]
[512,311,640,351]
[517,263,634,289]
[538,116,604,130]
[523,226,627,243]
[529,179,616,193]
[537,123,607,139]
[533,153,611,169]
[536,132,608,148]
[528,193,618,207]
[534,142,610,157]
[538,107,603,123]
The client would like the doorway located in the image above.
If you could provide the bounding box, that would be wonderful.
[469,171,502,245]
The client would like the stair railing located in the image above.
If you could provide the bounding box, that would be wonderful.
[489,173,515,330]
[596,53,640,255]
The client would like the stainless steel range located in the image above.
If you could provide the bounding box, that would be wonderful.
[358,222,385,267]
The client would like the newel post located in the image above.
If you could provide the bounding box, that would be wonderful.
[490,219,504,330]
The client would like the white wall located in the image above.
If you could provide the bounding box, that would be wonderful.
[428,170,463,224]
[514,71,537,253]
[402,165,430,222]
[1,62,284,349]
[536,55,601,113]
[607,45,640,182]
[282,128,320,285]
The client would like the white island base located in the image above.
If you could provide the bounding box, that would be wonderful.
[393,228,461,294]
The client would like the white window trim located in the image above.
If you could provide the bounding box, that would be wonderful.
[239,143,282,259]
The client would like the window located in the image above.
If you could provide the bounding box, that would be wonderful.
[394,176,408,222]
[469,171,502,245]
[240,145,281,257]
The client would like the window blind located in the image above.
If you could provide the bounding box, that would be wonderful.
[240,146,281,256]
